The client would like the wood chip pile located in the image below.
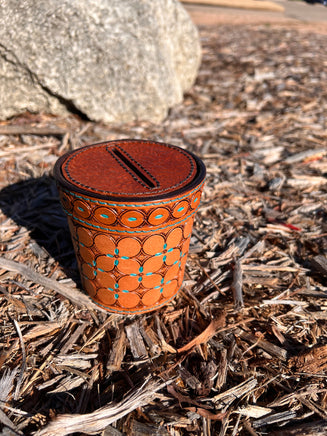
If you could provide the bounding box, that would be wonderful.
[0,24,327,436]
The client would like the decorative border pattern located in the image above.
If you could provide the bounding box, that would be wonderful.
[60,180,205,208]
[59,182,204,232]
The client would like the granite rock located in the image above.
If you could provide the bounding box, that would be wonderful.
[0,0,201,123]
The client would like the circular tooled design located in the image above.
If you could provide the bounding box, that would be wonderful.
[162,279,178,298]
[60,180,204,231]
[94,234,115,253]
[83,278,97,297]
[142,273,162,289]
[148,208,170,225]
[97,288,117,306]
[117,258,140,275]
[143,256,163,274]
[164,264,180,283]
[165,248,180,266]
[74,200,91,219]
[143,235,165,256]
[142,288,162,307]
[77,227,94,247]
[118,275,139,292]
[96,271,115,288]
[120,211,144,228]
[118,292,140,309]
[79,246,94,264]
[61,193,73,212]
[96,255,115,272]
[117,238,141,257]
[172,201,189,218]
[82,263,96,280]
[166,227,183,247]
[94,207,116,225]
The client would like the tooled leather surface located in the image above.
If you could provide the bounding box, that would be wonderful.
[59,182,204,233]
[68,217,194,314]
[59,184,204,314]
[61,140,197,198]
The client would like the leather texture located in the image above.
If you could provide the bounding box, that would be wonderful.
[55,140,206,314]
[55,139,205,201]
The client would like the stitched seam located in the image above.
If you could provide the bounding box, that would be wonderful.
[63,207,198,233]
[63,141,195,195]
[61,179,205,208]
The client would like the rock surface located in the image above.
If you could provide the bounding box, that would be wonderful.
[0,0,201,123]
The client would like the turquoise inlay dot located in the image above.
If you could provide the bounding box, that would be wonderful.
[114,260,119,266]
[167,248,173,253]
[138,277,143,282]
[108,287,114,291]
[163,255,167,262]
[163,243,167,249]
[154,285,160,289]
[100,214,109,219]
[77,206,84,212]
[167,280,171,284]
[114,248,119,255]
[161,278,164,284]
[146,272,152,276]
[160,288,164,293]
[94,271,97,276]
[128,217,137,222]
[122,290,129,293]
[194,197,198,202]
[155,252,162,257]
[173,260,178,265]
[177,207,185,212]
[155,214,163,219]
[114,283,119,289]
[80,242,85,247]
[98,268,104,272]
[121,256,129,260]
[106,253,114,258]
[130,273,137,277]
[139,266,144,273]
[114,294,119,299]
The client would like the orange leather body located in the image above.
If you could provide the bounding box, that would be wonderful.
[55,140,206,314]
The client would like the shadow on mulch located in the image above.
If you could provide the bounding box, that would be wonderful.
[0,175,79,282]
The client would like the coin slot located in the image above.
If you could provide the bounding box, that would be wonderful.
[112,147,156,189]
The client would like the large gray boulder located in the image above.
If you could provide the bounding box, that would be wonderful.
[0,0,201,123]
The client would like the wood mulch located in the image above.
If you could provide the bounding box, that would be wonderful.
[1,23,327,436]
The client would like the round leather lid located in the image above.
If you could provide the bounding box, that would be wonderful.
[54,139,206,201]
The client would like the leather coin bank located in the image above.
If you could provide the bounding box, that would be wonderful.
[54,139,206,314]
